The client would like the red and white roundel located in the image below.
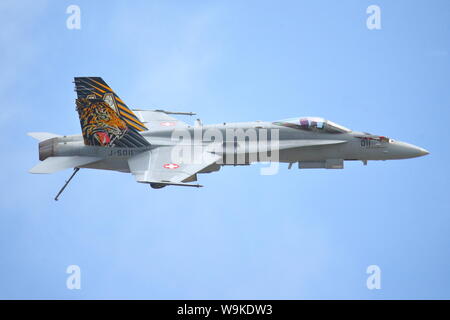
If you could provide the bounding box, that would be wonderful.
[160,121,176,127]
[163,163,179,169]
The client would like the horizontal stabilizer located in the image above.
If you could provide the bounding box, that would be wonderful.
[29,156,102,174]
[27,132,61,142]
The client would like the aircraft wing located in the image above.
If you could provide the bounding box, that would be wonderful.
[128,146,221,186]
[132,110,190,129]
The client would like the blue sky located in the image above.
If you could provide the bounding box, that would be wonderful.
[0,0,449,299]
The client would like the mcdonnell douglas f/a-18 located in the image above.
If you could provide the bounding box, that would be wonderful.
[28,77,429,200]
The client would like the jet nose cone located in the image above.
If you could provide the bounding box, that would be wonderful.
[389,141,429,159]
[416,147,429,156]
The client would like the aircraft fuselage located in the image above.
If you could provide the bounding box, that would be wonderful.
[38,120,428,173]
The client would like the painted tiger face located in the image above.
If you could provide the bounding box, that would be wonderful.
[76,98,128,146]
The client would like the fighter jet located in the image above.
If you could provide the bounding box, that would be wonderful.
[28,77,429,200]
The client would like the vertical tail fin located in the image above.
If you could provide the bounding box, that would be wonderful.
[73,77,150,148]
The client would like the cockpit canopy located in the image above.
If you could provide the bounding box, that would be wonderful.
[273,117,351,134]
